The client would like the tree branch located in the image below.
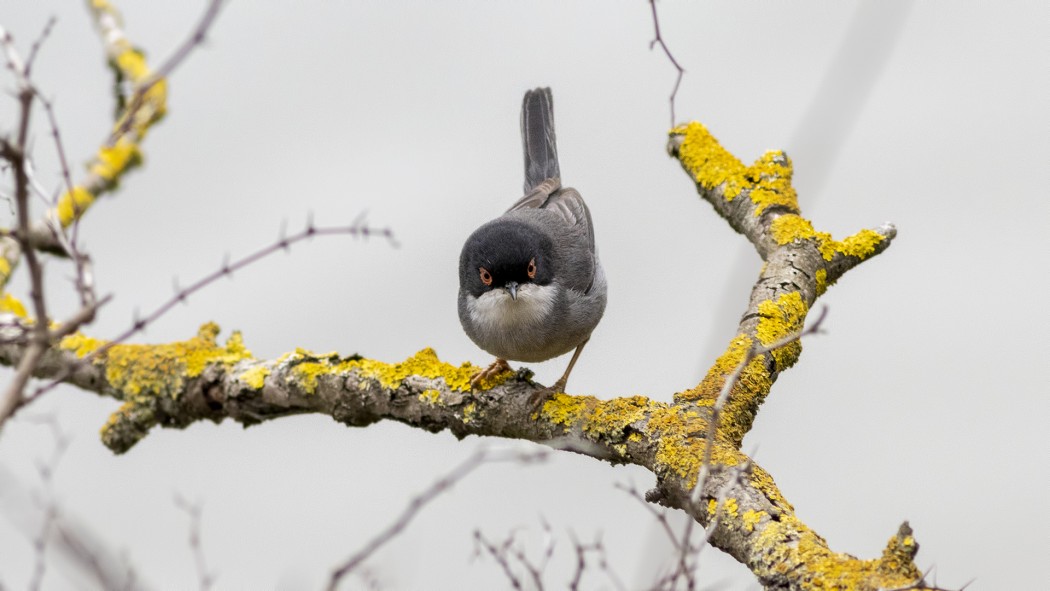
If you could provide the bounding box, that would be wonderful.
[0,113,922,589]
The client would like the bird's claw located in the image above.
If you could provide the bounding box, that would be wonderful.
[470,358,513,389]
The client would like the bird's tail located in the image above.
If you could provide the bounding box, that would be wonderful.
[520,87,560,193]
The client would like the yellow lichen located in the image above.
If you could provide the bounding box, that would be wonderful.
[750,512,920,589]
[672,123,798,214]
[756,292,807,371]
[835,228,885,260]
[418,389,441,405]
[672,123,749,200]
[284,348,496,397]
[745,150,798,215]
[815,268,828,296]
[769,214,885,263]
[90,138,143,184]
[0,292,27,318]
[239,365,270,389]
[55,186,97,227]
[742,509,764,532]
[59,332,107,358]
[462,402,477,424]
[101,323,252,401]
[708,497,740,518]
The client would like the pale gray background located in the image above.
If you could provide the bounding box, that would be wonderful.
[1,1,1047,589]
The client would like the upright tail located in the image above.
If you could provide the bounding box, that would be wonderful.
[520,87,560,193]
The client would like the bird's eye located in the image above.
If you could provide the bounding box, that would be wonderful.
[479,267,493,286]
[527,258,537,279]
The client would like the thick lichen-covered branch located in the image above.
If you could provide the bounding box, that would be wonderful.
[0,315,921,590]
[668,122,896,446]
[0,116,923,589]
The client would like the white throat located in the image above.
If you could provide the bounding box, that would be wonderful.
[466,283,557,333]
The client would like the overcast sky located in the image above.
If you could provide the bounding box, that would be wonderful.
[1,1,1048,589]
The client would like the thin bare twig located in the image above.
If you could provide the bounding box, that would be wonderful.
[26,415,70,591]
[567,530,625,591]
[24,17,57,77]
[327,446,548,591]
[106,0,226,143]
[17,217,394,412]
[648,0,686,127]
[174,496,215,591]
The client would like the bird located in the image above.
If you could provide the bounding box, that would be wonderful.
[458,87,607,398]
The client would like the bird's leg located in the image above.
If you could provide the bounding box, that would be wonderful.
[471,358,513,389]
[529,339,589,407]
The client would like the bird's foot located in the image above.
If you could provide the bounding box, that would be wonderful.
[471,358,513,389]
[527,377,566,409]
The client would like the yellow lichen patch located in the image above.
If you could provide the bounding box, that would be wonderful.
[582,395,656,439]
[672,123,748,200]
[542,392,597,428]
[751,513,920,589]
[239,365,270,390]
[708,497,740,519]
[114,48,150,81]
[418,389,441,405]
[676,334,775,448]
[756,292,807,371]
[769,214,827,247]
[462,402,477,424]
[834,228,885,260]
[815,268,828,296]
[102,323,253,401]
[286,348,492,395]
[59,332,107,358]
[55,187,97,228]
[352,348,489,392]
[90,138,143,184]
[0,258,11,279]
[742,509,764,532]
[0,292,27,318]
[770,215,885,263]
[745,150,798,215]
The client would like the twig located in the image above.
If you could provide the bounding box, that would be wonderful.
[106,0,226,143]
[26,415,70,591]
[174,495,215,591]
[327,446,548,591]
[648,0,686,127]
[20,217,394,410]
[24,17,57,77]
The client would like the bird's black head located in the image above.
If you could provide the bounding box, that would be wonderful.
[459,219,555,298]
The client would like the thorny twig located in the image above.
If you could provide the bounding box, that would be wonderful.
[648,0,686,128]
[327,446,549,591]
[106,0,226,143]
[20,217,395,410]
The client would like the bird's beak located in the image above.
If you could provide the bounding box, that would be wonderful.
[505,282,519,300]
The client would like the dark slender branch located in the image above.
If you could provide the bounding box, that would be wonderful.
[327,447,548,590]
[648,0,686,127]
[18,218,394,411]
[23,17,57,78]
[174,495,215,591]
[108,0,226,142]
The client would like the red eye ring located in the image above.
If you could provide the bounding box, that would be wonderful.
[479,267,493,286]
[527,258,537,279]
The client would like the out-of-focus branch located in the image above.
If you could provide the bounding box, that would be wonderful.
[327,446,549,591]
[648,0,686,127]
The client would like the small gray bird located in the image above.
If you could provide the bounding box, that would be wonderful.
[458,88,607,395]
